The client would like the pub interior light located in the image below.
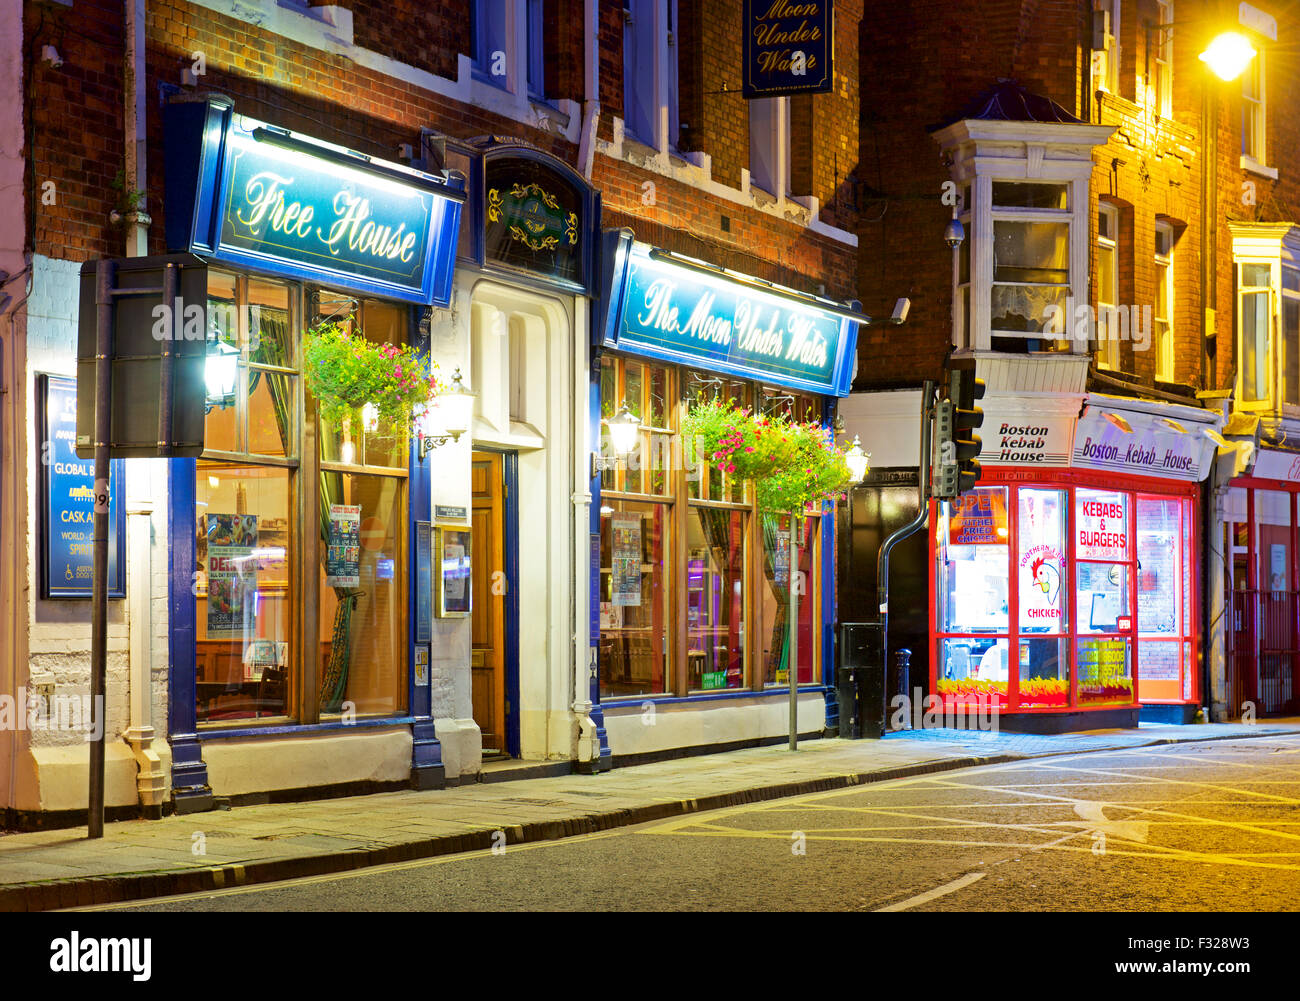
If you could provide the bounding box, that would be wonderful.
[607,404,641,455]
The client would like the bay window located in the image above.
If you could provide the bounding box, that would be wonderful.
[1231,223,1300,411]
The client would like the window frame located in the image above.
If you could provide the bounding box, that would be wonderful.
[1153,0,1173,118]
[1242,46,1266,167]
[1096,203,1120,370]
[596,355,825,701]
[748,96,791,199]
[1154,219,1174,381]
[622,0,680,153]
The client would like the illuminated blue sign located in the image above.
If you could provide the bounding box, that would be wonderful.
[599,235,861,397]
[165,100,464,305]
[40,375,125,599]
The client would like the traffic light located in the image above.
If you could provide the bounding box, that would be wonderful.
[932,397,958,498]
[948,357,985,495]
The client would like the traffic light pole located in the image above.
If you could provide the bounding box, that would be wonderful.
[876,380,935,720]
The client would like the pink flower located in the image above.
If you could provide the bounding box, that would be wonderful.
[727,464,736,473]
[745,446,755,452]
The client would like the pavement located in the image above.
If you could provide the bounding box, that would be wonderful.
[2,718,1298,911]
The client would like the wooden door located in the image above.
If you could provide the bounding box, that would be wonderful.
[471,452,506,753]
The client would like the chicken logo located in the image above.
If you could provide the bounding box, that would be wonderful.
[1031,555,1060,605]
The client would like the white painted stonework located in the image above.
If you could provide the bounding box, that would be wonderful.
[202,728,412,796]
[603,693,827,757]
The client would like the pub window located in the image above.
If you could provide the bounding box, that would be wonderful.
[623,0,680,150]
[197,272,298,723]
[313,291,411,718]
[1096,203,1119,370]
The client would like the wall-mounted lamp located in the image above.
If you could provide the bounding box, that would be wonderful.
[844,435,871,483]
[417,366,474,461]
[607,404,641,456]
[204,338,238,412]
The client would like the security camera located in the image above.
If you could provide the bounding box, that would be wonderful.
[944,218,965,249]
[891,298,911,325]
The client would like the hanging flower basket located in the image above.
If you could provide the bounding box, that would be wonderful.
[682,398,855,513]
[302,321,440,439]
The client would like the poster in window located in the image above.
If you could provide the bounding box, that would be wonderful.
[1270,543,1287,591]
[611,513,642,607]
[948,490,1008,546]
[206,514,258,638]
[775,533,791,588]
[325,504,361,588]
[436,527,471,617]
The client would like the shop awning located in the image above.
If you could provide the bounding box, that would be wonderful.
[1072,394,1220,483]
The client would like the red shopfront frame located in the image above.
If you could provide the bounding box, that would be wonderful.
[929,466,1200,714]
[1225,474,1300,716]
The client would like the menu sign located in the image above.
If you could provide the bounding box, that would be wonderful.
[742,0,834,98]
[1075,492,1128,561]
[40,375,125,599]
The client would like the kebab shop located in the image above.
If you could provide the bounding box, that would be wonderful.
[931,396,1212,731]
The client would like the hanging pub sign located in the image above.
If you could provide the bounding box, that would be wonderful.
[598,233,862,397]
[742,0,834,98]
[164,98,465,305]
[39,375,125,599]
[484,154,587,287]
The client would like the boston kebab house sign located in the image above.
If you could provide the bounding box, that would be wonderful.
[1072,407,1214,482]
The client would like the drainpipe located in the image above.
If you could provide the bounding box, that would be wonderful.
[122,0,162,810]
[578,0,600,181]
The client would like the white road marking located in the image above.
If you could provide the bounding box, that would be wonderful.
[876,872,986,912]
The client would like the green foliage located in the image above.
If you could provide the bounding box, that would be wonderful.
[302,321,439,436]
[682,398,854,513]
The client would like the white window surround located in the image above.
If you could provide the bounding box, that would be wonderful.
[1229,221,1300,413]
[185,0,856,247]
[933,119,1116,355]
[1097,204,1120,371]
[1154,219,1174,382]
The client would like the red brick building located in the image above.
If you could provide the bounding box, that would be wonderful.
[2,0,865,823]
[842,0,1296,730]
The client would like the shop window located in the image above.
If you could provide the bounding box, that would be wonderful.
[313,291,411,718]
[936,488,1010,706]
[599,355,675,699]
[195,464,292,722]
[1075,488,1134,705]
[1154,221,1175,381]
[599,500,671,698]
[760,512,815,686]
[684,371,751,504]
[687,506,747,691]
[1017,488,1068,707]
[1137,495,1194,703]
[198,272,298,724]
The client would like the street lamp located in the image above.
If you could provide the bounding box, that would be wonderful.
[204,338,238,412]
[1200,31,1256,81]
